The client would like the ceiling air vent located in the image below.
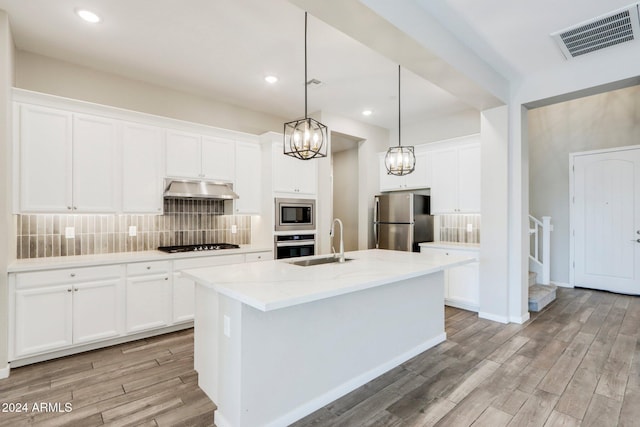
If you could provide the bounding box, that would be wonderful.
[551,4,640,59]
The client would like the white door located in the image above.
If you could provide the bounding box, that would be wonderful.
[19,104,73,212]
[172,273,195,323]
[166,130,201,178]
[73,279,123,344]
[573,149,640,294]
[234,142,261,214]
[15,285,73,356]
[122,122,164,213]
[73,114,119,212]
[458,145,481,213]
[126,274,171,333]
[201,136,235,181]
[431,149,458,214]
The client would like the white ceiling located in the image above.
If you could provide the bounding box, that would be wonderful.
[0,0,637,132]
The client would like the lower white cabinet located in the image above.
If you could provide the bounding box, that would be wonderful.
[420,246,479,311]
[12,265,124,358]
[125,261,171,333]
[10,251,275,363]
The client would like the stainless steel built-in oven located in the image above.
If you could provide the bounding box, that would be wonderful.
[274,234,316,259]
[274,198,315,232]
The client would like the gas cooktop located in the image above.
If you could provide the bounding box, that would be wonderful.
[157,243,241,253]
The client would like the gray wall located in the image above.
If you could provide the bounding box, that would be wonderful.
[332,148,359,252]
[528,85,640,285]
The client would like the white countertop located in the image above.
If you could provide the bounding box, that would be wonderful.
[7,245,273,273]
[182,249,475,312]
[419,242,480,252]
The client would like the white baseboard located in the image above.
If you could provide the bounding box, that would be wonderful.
[478,311,509,324]
[510,312,531,324]
[445,299,479,312]
[0,364,10,379]
[262,333,447,427]
[551,281,572,288]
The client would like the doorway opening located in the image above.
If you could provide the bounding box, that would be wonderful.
[331,131,360,252]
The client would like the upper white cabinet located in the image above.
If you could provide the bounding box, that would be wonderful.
[166,131,235,181]
[202,136,235,182]
[122,122,164,213]
[431,141,481,214]
[379,150,431,192]
[18,105,119,213]
[272,142,317,196]
[72,114,119,213]
[234,142,261,214]
[19,104,72,213]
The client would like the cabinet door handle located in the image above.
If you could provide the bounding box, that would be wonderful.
[70,273,76,277]
[74,288,78,292]
[67,288,72,293]
[146,266,151,270]
[67,206,72,210]
[164,277,169,281]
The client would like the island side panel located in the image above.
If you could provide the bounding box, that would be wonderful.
[194,284,243,427]
[238,271,445,427]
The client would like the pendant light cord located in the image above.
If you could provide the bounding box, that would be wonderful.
[304,12,308,119]
[398,65,401,147]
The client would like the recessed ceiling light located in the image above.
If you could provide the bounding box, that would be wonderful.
[265,75,278,84]
[362,109,373,116]
[75,9,101,23]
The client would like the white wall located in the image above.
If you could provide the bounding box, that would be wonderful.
[479,106,510,323]
[0,9,15,376]
[528,85,640,285]
[15,52,285,135]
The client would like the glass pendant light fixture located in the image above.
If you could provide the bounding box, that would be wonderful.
[384,65,415,176]
[283,12,328,160]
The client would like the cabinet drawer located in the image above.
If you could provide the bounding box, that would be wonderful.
[127,261,171,276]
[15,265,122,289]
[173,254,245,271]
[420,247,479,260]
[245,251,273,262]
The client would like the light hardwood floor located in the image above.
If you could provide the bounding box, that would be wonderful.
[0,287,638,426]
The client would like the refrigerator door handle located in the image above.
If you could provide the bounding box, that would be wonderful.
[373,197,379,248]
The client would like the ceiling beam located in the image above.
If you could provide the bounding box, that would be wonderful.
[288,0,507,111]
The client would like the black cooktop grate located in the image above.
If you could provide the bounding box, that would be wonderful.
[157,243,240,253]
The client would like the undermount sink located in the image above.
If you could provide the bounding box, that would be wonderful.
[287,255,353,267]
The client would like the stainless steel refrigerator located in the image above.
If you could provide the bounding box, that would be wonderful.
[373,193,434,252]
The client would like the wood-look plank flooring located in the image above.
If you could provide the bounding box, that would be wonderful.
[0,329,216,426]
[293,287,640,427]
[0,287,638,426]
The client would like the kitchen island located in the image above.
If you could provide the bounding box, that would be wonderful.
[182,249,475,427]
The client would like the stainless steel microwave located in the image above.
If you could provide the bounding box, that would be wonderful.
[274,198,316,231]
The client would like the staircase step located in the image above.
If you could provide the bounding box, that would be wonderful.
[528,271,537,287]
[528,284,557,312]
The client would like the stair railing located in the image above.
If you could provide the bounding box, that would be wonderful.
[528,215,552,285]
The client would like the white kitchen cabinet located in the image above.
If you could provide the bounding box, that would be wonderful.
[234,142,261,214]
[379,150,431,192]
[122,122,164,213]
[420,246,479,311]
[172,253,247,323]
[126,261,171,333]
[73,114,119,212]
[165,130,201,178]
[18,106,120,213]
[14,285,73,357]
[166,130,235,181]
[12,265,124,358]
[272,142,317,195]
[202,136,235,182]
[18,104,72,212]
[431,143,480,214]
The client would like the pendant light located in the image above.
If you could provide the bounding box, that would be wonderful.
[384,65,415,176]
[283,12,328,160]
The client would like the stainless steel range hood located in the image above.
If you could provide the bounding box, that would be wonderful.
[163,179,239,200]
